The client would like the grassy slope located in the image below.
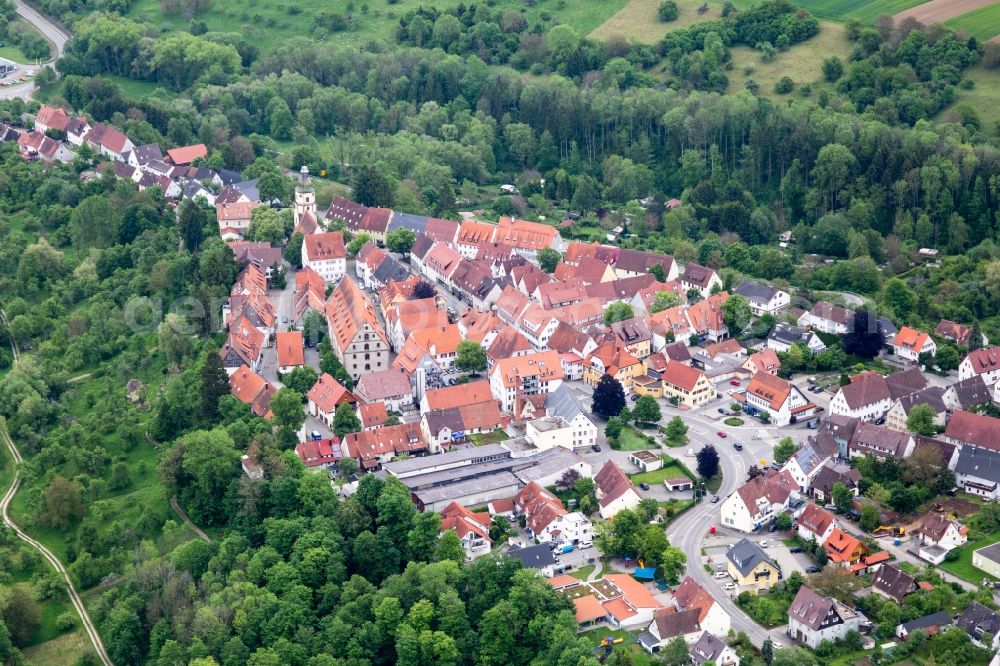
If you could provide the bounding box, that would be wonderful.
[21,632,87,666]
[789,0,925,23]
[130,0,630,50]
[941,65,1000,132]
[591,0,731,44]
[946,3,1000,40]
[0,19,54,63]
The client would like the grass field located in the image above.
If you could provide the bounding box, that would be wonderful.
[0,19,54,63]
[942,64,1000,130]
[939,533,1000,584]
[129,0,630,51]
[725,21,852,97]
[470,429,508,446]
[570,564,596,580]
[616,427,657,451]
[630,458,692,486]
[590,0,731,44]
[579,628,653,666]
[946,4,1000,41]
[789,0,925,23]
[21,631,87,666]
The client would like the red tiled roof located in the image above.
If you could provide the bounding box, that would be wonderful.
[358,402,388,428]
[661,361,706,392]
[229,365,275,418]
[343,423,425,460]
[944,409,1000,451]
[276,331,304,367]
[306,373,356,413]
[964,347,1000,376]
[166,143,207,165]
[595,460,639,509]
[746,372,794,410]
[304,231,346,261]
[295,437,343,467]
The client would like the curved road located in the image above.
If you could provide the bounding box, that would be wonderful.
[0,0,70,100]
[663,407,805,649]
[1,424,113,666]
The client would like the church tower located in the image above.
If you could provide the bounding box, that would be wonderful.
[293,165,316,227]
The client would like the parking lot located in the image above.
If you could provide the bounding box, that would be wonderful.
[703,533,813,583]
[0,59,34,87]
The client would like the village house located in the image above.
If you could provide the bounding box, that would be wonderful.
[680,263,722,298]
[219,316,265,373]
[610,317,652,359]
[959,347,1000,385]
[738,372,816,426]
[797,301,852,335]
[767,322,826,354]
[614,249,677,280]
[955,602,1000,651]
[558,573,663,631]
[439,501,492,559]
[742,348,781,376]
[847,422,915,460]
[325,196,369,231]
[686,292,730,343]
[726,538,780,593]
[305,373,356,426]
[353,368,414,414]
[936,319,975,347]
[301,232,347,285]
[720,469,798,533]
[953,446,1000,500]
[689,633,740,666]
[943,376,994,412]
[17,130,75,163]
[824,528,867,566]
[357,402,388,430]
[944,409,1000,452]
[896,611,952,641]
[84,123,134,161]
[228,365,275,418]
[781,435,839,494]
[420,401,504,451]
[811,461,862,502]
[514,482,593,545]
[891,326,937,362]
[639,608,704,653]
[275,330,304,374]
[871,563,917,604]
[544,384,598,450]
[595,460,643,519]
[216,201,260,240]
[787,586,861,648]
[829,373,893,422]
[342,422,427,470]
[917,514,968,564]
[294,437,344,471]
[325,277,392,381]
[885,386,947,433]
[33,104,71,133]
[733,280,790,316]
[166,143,207,166]
[583,341,646,393]
[659,361,714,408]
[490,351,564,413]
[796,503,836,546]
[673,577,732,638]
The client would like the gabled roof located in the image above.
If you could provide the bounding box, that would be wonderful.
[936,319,972,345]
[514,481,566,534]
[945,410,1000,451]
[824,528,864,563]
[424,401,503,436]
[885,367,929,400]
[691,633,728,664]
[486,326,533,363]
[673,576,716,622]
[491,351,563,389]
[615,248,673,274]
[611,317,651,346]
[439,501,492,542]
[494,216,558,251]
[326,196,368,224]
[275,331,304,367]
[838,373,892,410]
[850,422,912,458]
[956,602,1000,639]
[424,380,494,410]
[745,372,794,410]
[324,277,388,354]
[900,611,952,635]
[304,232,346,261]
[947,376,993,409]
[354,368,412,402]
[872,563,917,603]
[811,461,861,496]
[586,341,642,378]
[919,514,964,543]
[661,361,706,391]
[734,469,797,515]
[797,503,834,539]
[166,143,207,165]
[734,279,782,302]
[456,220,497,245]
[746,348,781,374]
[306,373,356,413]
[769,322,809,345]
[963,347,1000,376]
[595,460,640,509]
[295,437,344,467]
[726,538,777,577]
[229,365,275,418]
[35,104,71,131]
[547,321,593,355]
[808,301,852,325]
[954,445,1000,484]
[788,586,837,630]
[681,263,717,288]
[686,292,728,332]
[545,384,591,425]
[652,607,701,639]
[662,341,691,363]
[221,315,265,367]
[344,423,426,464]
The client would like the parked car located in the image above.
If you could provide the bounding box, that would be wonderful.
[579,540,593,549]
[591,444,601,452]
[806,566,822,573]
[711,495,720,503]
[718,408,726,414]
[723,582,737,590]
[639,483,650,491]
[759,540,768,547]
[717,431,727,438]
[713,572,728,579]
[730,379,741,386]
[631,394,639,401]
[767,523,776,533]
[789,547,804,554]
[560,544,574,554]
[733,442,743,451]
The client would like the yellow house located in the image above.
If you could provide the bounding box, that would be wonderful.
[633,373,665,398]
[583,341,646,393]
[610,317,652,360]
[726,538,781,594]
[660,361,714,408]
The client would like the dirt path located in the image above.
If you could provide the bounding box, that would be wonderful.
[0,308,19,362]
[0,424,113,666]
[893,0,997,24]
[66,373,92,384]
[170,495,212,543]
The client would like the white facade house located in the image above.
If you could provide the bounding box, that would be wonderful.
[733,280,790,316]
[828,374,893,422]
[525,416,575,451]
[891,327,937,362]
[959,348,1000,385]
[595,460,643,519]
[301,232,347,285]
[787,587,861,649]
[720,469,798,533]
[740,372,816,427]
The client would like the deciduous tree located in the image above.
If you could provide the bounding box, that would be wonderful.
[696,445,719,480]
[592,375,626,418]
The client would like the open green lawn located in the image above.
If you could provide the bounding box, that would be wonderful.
[18,582,77,646]
[590,0,732,43]
[947,4,1000,41]
[0,19,55,63]
[129,0,630,51]
[616,427,656,451]
[21,631,87,666]
[788,0,925,23]
[939,533,1000,584]
[470,428,508,446]
[578,628,653,666]
[570,564,596,580]
[630,458,693,486]
[705,473,722,493]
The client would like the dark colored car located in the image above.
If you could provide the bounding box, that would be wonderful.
[806,566,822,573]
[789,547,804,554]
[767,523,777,533]
[733,442,743,451]
[639,483,650,491]
[591,444,602,452]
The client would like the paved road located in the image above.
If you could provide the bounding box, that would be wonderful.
[0,0,70,100]
[1,424,113,666]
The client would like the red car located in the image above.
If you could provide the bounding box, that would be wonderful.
[717,431,727,438]
[730,379,741,386]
